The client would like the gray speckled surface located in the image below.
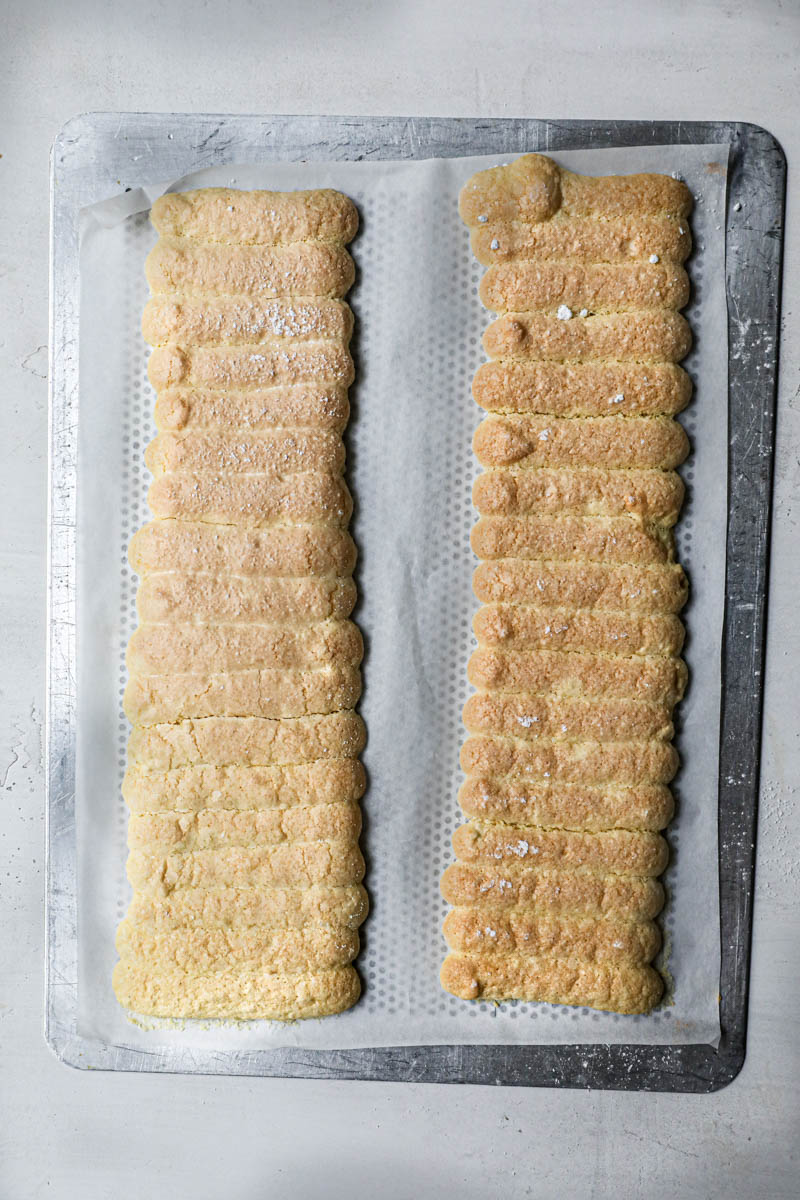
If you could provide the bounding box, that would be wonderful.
[4,0,800,1194]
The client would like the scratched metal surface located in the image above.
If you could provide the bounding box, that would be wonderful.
[46,114,785,1089]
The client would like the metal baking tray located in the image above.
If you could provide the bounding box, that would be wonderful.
[47,113,785,1090]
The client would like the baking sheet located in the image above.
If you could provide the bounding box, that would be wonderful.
[75,142,728,1053]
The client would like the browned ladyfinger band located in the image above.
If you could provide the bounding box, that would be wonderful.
[468,646,687,704]
[471,514,673,566]
[452,821,668,878]
[440,861,665,922]
[124,663,362,724]
[127,803,363,853]
[129,522,357,579]
[154,385,351,433]
[145,237,355,300]
[126,619,363,676]
[147,471,353,527]
[147,342,354,392]
[473,413,689,471]
[480,260,689,315]
[473,603,685,656]
[122,759,367,813]
[473,360,691,418]
[128,711,366,771]
[458,775,674,832]
[126,840,364,894]
[125,883,369,932]
[116,919,360,974]
[143,295,354,348]
[473,467,685,526]
[443,907,661,967]
[473,561,688,614]
[151,188,359,246]
[460,735,679,786]
[136,572,357,625]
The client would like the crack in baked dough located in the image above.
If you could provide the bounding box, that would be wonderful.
[115,186,366,1021]
[443,154,692,1014]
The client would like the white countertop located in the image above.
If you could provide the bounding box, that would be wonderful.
[2,0,798,1195]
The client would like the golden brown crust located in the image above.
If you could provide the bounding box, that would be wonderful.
[143,295,353,348]
[472,360,691,418]
[473,561,688,614]
[440,951,663,1013]
[127,619,363,676]
[124,664,362,724]
[474,414,689,471]
[127,803,362,852]
[128,712,366,771]
[471,515,673,565]
[125,884,369,931]
[127,840,364,894]
[116,919,360,973]
[147,342,354,392]
[471,216,690,268]
[463,691,673,744]
[151,188,359,246]
[480,261,689,315]
[113,962,361,1020]
[123,759,366,813]
[473,467,685,525]
[468,647,687,704]
[441,862,665,921]
[458,776,674,831]
[484,310,691,364]
[458,155,692,227]
[129,522,357,580]
[473,603,684,656]
[452,821,668,877]
[460,735,679,786]
[137,573,357,624]
[144,430,346,478]
[148,471,353,527]
[154,385,350,433]
[443,906,660,966]
[146,237,355,299]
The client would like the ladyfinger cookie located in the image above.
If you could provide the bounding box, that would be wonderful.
[147,342,354,392]
[458,776,674,832]
[484,310,691,364]
[113,962,361,1020]
[441,862,665,921]
[128,712,366,771]
[473,604,685,656]
[146,237,355,300]
[143,295,354,348]
[147,471,353,526]
[473,561,688,614]
[129,522,357,579]
[126,840,365,894]
[127,620,363,676]
[144,429,346,477]
[462,691,674,743]
[452,821,668,877]
[116,919,360,974]
[441,951,663,1014]
[461,736,679,786]
[468,647,687,704]
[473,360,691,418]
[473,414,689,470]
[480,261,689,315]
[127,804,362,852]
[124,663,362,724]
[473,467,685,525]
[151,188,359,246]
[443,907,660,967]
[125,883,369,931]
[123,759,366,813]
[136,573,357,624]
[154,385,350,433]
[471,514,673,565]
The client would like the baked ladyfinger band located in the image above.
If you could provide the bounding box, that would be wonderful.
[115,185,366,1022]
[443,154,692,1014]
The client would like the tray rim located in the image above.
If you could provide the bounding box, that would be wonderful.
[46,113,786,1091]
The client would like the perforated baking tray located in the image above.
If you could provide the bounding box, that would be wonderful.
[47,113,784,1089]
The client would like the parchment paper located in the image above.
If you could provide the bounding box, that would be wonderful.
[76,143,729,1051]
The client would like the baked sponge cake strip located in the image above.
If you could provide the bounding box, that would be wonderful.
[114,186,366,1021]
[443,153,692,1015]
